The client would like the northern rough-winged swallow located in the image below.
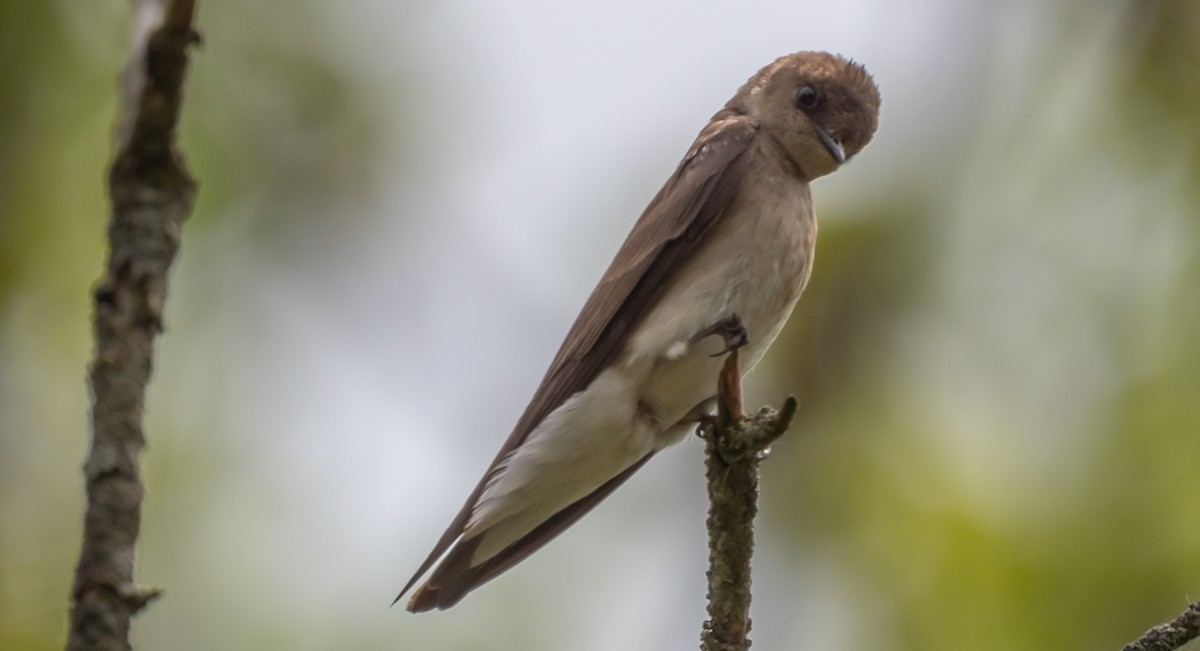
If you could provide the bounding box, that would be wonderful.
[399,51,881,612]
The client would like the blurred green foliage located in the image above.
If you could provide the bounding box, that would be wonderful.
[1,1,391,649]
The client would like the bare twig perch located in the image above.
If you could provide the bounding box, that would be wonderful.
[1122,602,1200,651]
[66,2,199,650]
[699,348,797,651]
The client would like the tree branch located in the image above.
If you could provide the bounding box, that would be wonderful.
[1123,602,1200,651]
[66,2,199,650]
[700,349,797,651]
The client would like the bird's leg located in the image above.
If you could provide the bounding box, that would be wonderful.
[695,355,744,434]
[717,347,744,423]
[688,314,749,433]
[691,314,748,423]
[691,313,749,358]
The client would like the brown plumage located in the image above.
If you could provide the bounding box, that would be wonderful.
[398,51,881,612]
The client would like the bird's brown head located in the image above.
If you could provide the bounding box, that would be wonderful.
[727,51,880,180]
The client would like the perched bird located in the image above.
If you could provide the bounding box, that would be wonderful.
[399,51,881,612]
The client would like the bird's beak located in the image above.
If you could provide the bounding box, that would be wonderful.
[815,127,846,165]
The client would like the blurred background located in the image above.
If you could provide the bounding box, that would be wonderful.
[2,0,1198,649]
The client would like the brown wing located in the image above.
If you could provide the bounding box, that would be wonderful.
[397,113,761,610]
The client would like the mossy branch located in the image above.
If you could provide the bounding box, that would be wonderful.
[699,349,796,651]
[1122,602,1200,651]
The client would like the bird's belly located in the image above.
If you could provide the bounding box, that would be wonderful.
[626,206,814,441]
[632,285,798,441]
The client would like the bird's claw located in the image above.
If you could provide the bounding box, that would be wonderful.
[693,313,749,358]
[695,412,718,439]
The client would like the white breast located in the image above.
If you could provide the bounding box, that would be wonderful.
[625,152,816,438]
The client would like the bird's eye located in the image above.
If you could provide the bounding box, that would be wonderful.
[795,86,818,110]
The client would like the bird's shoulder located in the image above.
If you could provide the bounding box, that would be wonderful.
[679,113,761,172]
[614,113,761,262]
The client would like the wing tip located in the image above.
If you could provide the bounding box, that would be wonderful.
[390,581,449,613]
[394,578,459,612]
[392,565,428,610]
[396,535,484,613]
[405,583,459,612]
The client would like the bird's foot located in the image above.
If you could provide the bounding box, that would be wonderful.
[693,313,749,358]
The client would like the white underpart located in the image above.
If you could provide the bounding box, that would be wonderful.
[664,340,690,360]
[467,367,654,562]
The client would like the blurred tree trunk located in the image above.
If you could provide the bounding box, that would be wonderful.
[66,2,199,650]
